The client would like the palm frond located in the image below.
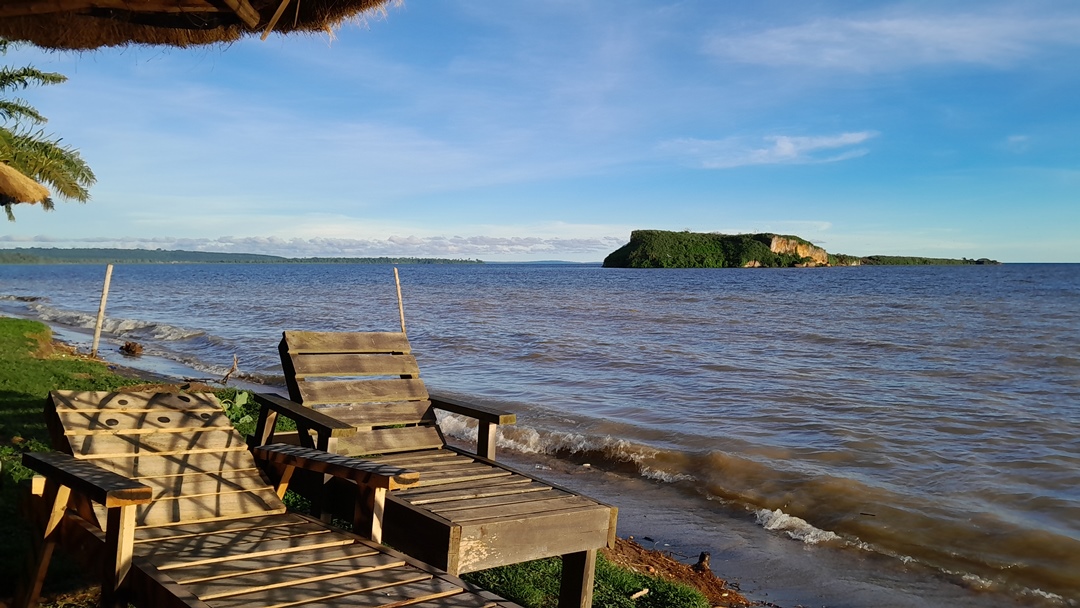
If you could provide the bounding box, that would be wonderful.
[0,98,47,124]
[4,130,95,202]
[0,67,67,92]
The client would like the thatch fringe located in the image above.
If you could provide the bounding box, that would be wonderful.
[0,0,394,50]
[0,162,49,204]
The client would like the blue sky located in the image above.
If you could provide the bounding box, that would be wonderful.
[2,0,1079,262]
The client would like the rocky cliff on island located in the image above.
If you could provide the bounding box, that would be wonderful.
[602,230,998,268]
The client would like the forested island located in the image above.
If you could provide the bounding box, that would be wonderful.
[0,248,483,265]
[603,230,999,268]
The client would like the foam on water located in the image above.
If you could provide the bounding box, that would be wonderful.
[755,508,842,544]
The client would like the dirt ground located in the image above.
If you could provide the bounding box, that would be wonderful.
[603,536,752,607]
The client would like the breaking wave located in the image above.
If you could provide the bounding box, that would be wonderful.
[28,302,204,341]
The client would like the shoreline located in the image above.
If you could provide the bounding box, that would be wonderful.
[17,316,1071,607]
[34,322,754,607]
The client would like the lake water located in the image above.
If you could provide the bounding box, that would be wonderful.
[2,262,1078,606]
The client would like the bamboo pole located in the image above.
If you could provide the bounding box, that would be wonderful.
[91,264,113,358]
[394,267,406,334]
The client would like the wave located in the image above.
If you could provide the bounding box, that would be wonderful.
[754,508,841,544]
[438,411,1079,605]
[28,302,204,341]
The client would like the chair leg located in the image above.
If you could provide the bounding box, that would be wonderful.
[15,481,70,608]
[13,538,57,608]
[558,549,597,608]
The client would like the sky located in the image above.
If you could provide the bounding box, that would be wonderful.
[2,0,1079,262]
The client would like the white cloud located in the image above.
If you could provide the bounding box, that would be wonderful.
[705,11,1080,72]
[662,131,877,169]
[1003,135,1030,153]
[0,233,628,259]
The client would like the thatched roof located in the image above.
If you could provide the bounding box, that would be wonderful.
[0,0,394,50]
[0,162,49,205]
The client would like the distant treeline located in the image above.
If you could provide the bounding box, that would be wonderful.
[0,248,484,265]
[829,254,1000,266]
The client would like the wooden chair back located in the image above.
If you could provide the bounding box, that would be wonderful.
[279,331,446,455]
[47,391,285,527]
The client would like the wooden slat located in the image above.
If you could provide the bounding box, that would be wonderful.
[186,552,405,600]
[139,520,328,557]
[298,378,429,406]
[168,542,386,584]
[299,578,465,608]
[442,497,602,524]
[285,331,412,355]
[51,391,221,413]
[364,449,459,466]
[456,507,616,573]
[136,513,309,542]
[314,401,435,429]
[147,528,354,570]
[426,489,571,515]
[22,451,152,508]
[292,353,421,378]
[59,410,233,436]
[337,426,445,456]
[398,478,540,504]
[368,455,477,472]
[140,470,275,501]
[412,466,512,486]
[253,444,419,490]
[69,428,246,459]
[204,566,432,608]
[134,488,285,526]
[91,451,259,478]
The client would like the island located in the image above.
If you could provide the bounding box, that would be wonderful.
[602,230,999,268]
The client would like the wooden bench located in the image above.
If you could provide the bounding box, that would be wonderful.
[251,331,618,608]
[16,390,521,608]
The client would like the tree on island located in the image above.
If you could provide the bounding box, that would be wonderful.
[0,39,95,221]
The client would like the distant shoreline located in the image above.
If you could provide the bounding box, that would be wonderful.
[0,247,483,265]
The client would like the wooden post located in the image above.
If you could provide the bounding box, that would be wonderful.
[558,550,597,608]
[477,422,498,460]
[102,505,137,608]
[91,264,113,358]
[394,267,406,334]
[371,487,386,544]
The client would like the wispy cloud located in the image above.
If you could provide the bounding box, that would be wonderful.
[662,131,877,169]
[1002,134,1030,154]
[0,234,627,259]
[704,11,1080,72]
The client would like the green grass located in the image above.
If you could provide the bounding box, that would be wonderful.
[464,554,708,608]
[0,317,710,608]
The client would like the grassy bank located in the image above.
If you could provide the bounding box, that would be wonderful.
[0,317,716,608]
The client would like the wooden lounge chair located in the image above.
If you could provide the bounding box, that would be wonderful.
[251,331,618,608]
[16,390,520,608]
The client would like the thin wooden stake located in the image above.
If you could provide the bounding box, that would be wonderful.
[91,264,113,358]
[261,0,293,40]
[394,267,406,334]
